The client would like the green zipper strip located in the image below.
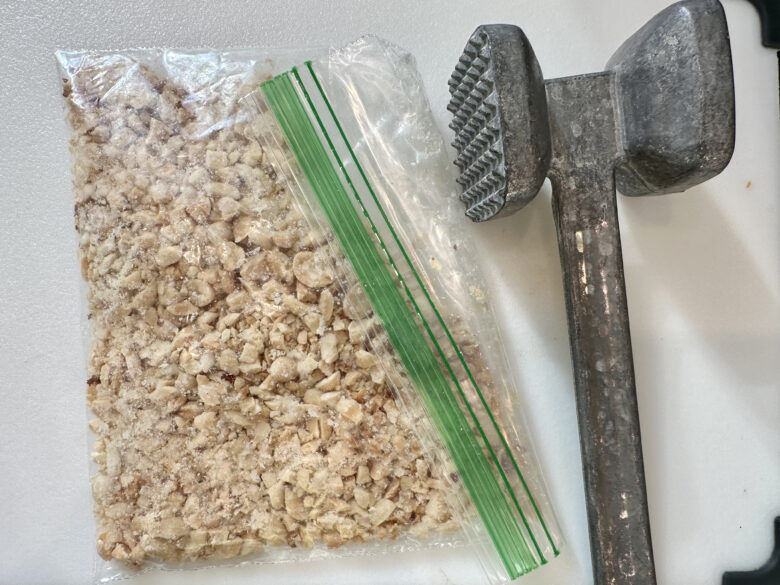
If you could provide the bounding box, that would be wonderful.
[262,72,537,578]
[290,66,540,561]
[291,64,550,561]
[303,61,558,558]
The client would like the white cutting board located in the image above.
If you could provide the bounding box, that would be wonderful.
[0,1,777,584]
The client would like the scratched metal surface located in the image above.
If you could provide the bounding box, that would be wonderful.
[547,72,655,585]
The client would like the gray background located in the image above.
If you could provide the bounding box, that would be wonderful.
[0,1,778,584]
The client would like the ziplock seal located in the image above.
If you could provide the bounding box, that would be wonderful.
[260,64,556,579]
[300,62,558,559]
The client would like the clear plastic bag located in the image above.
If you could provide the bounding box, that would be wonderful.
[250,35,562,581]
[57,38,559,585]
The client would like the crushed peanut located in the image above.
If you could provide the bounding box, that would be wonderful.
[62,54,456,566]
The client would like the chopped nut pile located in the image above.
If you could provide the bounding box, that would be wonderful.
[62,54,456,565]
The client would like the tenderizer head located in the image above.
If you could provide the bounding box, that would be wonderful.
[448,25,550,222]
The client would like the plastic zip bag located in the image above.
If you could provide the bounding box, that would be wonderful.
[58,46,474,584]
[57,38,559,585]
[249,36,561,581]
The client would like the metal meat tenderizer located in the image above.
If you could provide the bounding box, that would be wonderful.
[448,1,735,584]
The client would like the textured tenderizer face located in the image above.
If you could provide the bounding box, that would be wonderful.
[448,25,550,223]
[448,30,506,222]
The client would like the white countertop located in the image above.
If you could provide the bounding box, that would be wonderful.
[0,1,778,584]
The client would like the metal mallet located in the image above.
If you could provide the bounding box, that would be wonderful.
[447,1,735,584]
